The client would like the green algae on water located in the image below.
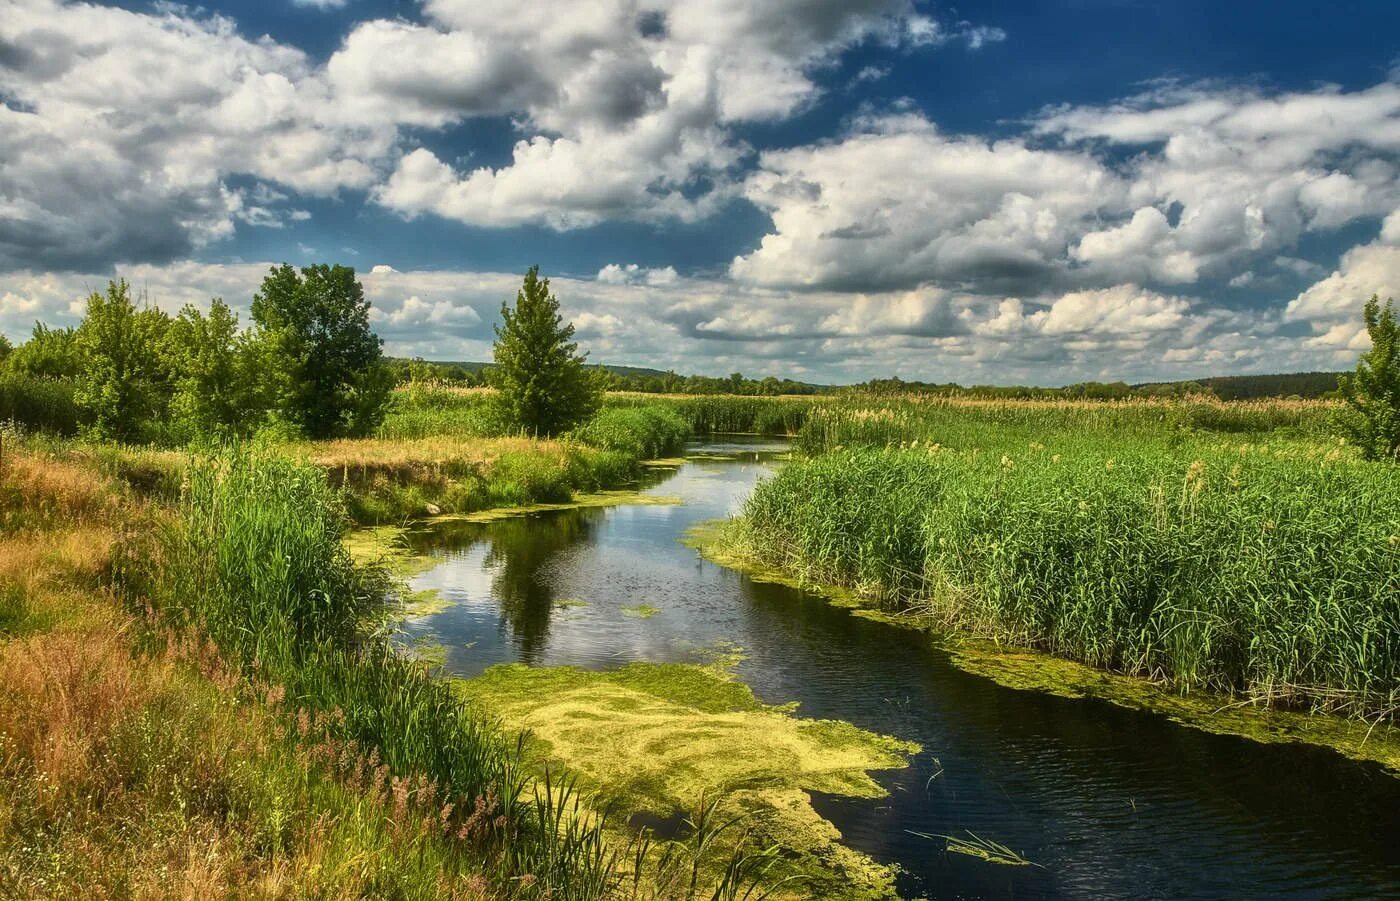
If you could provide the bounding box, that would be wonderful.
[620,604,660,618]
[457,661,919,899]
[687,517,1400,778]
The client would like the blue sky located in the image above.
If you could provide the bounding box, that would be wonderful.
[1,0,1398,383]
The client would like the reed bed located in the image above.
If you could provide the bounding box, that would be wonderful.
[736,401,1400,719]
[604,394,818,436]
[568,406,689,459]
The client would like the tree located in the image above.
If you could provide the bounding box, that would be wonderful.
[250,264,392,439]
[1340,294,1400,460]
[74,280,172,441]
[489,266,600,436]
[0,334,10,363]
[163,298,257,441]
[7,322,82,380]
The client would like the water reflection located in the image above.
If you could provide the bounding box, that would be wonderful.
[390,437,1400,899]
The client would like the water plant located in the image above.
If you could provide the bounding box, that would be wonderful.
[731,402,1400,720]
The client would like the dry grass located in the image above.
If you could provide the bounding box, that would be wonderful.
[303,434,569,473]
[0,452,119,531]
[0,626,156,810]
[0,445,497,897]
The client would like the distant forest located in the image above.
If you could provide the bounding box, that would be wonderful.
[390,358,1344,401]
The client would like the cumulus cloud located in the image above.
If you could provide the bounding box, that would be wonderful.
[1284,219,1400,351]
[368,0,998,228]
[732,79,1400,296]
[0,259,1369,383]
[731,112,1122,292]
[0,0,395,272]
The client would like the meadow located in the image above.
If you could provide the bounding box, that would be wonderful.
[4,385,1399,896]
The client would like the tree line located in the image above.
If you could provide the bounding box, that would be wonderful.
[0,264,392,442]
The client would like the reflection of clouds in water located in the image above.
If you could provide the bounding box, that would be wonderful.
[395,443,782,673]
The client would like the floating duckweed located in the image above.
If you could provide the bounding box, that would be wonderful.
[457,661,918,898]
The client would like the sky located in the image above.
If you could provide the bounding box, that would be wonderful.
[1,0,1399,385]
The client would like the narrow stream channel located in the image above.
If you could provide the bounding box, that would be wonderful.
[392,436,1400,899]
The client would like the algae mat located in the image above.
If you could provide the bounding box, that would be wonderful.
[458,662,919,899]
[686,519,1400,777]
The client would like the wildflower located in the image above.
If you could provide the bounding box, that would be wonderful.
[1105,458,1116,471]
[1051,454,1061,464]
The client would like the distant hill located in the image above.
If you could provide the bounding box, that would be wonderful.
[1133,371,1344,400]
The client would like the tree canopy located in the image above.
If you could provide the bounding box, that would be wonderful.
[251,264,393,439]
[1340,294,1400,460]
[489,266,601,436]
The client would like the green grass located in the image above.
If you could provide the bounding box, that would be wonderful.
[568,406,689,458]
[118,448,783,898]
[604,394,817,436]
[732,400,1400,719]
[120,449,622,897]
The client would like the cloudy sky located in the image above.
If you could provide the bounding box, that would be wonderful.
[2,0,1398,384]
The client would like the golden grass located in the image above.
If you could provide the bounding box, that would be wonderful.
[0,452,120,531]
[302,434,566,469]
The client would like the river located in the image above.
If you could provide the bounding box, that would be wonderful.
[391,436,1400,899]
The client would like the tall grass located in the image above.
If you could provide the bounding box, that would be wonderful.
[795,395,1340,456]
[606,394,816,436]
[569,406,689,458]
[123,449,624,895]
[738,409,1400,719]
[376,385,504,440]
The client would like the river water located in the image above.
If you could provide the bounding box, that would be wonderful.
[392,437,1400,900]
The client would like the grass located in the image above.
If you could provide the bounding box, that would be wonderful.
[605,394,817,437]
[569,406,690,459]
[728,398,1400,720]
[0,444,497,896]
[0,431,792,897]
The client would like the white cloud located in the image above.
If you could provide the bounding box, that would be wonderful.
[731,112,1122,292]
[368,0,1001,228]
[0,260,1369,383]
[728,78,1400,297]
[0,0,393,271]
[1284,226,1400,351]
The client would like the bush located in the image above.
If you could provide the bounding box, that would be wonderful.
[0,372,83,435]
[569,406,689,458]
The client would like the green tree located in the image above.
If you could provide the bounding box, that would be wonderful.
[489,266,601,436]
[0,334,11,363]
[7,323,82,380]
[163,298,257,441]
[250,264,392,439]
[1340,294,1400,460]
[74,280,172,441]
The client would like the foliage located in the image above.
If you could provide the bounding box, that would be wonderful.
[73,280,172,442]
[0,371,83,435]
[162,298,259,442]
[251,264,393,439]
[1339,294,1400,460]
[5,322,82,380]
[569,406,689,458]
[489,266,601,436]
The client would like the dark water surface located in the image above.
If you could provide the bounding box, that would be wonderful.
[393,437,1400,900]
